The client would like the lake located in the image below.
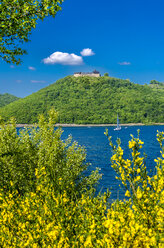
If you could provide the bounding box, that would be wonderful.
[17,125,164,200]
[61,125,164,200]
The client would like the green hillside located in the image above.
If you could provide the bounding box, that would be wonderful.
[0,76,164,124]
[0,93,19,108]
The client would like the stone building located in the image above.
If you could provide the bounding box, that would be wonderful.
[74,70,101,77]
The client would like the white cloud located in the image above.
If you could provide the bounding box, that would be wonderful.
[80,48,95,56]
[16,80,22,83]
[118,61,131,65]
[31,80,46,83]
[43,52,83,65]
[28,66,36,71]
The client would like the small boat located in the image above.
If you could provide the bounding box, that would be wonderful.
[114,114,121,131]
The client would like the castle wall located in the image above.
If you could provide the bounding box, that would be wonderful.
[74,73,100,77]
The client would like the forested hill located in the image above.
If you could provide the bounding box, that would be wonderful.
[0,93,19,108]
[0,76,164,124]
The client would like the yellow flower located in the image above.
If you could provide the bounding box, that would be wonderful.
[129,140,136,149]
[79,235,84,243]
[136,187,142,199]
[125,190,131,197]
[154,175,158,180]
[84,236,92,247]
[111,154,117,161]
[136,176,141,181]
[10,181,13,187]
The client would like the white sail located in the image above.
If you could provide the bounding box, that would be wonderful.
[114,114,121,131]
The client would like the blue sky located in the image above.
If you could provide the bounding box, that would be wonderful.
[1,0,164,97]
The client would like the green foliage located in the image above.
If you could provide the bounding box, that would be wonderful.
[150,79,161,85]
[104,72,109,76]
[0,109,101,196]
[0,0,63,64]
[0,126,163,247]
[0,93,19,107]
[1,76,164,124]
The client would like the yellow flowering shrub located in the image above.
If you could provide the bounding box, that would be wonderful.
[0,119,163,247]
[105,130,164,247]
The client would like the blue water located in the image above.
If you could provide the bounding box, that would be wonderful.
[61,125,164,200]
[17,125,164,200]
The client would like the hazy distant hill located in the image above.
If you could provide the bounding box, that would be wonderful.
[0,93,19,108]
[0,76,164,124]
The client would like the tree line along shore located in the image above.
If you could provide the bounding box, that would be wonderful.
[15,123,164,128]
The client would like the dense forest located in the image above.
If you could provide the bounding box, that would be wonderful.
[0,93,19,108]
[0,76,164,124]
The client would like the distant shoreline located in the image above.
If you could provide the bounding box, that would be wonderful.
[16,123,164,127]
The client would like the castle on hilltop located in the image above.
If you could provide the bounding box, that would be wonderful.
[74,70,101,77]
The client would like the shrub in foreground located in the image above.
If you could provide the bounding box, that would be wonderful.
[0,110,101,197]
[0,114,163,247]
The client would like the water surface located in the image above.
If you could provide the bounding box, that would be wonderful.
[61,125,164,200]
[17,125,164,200]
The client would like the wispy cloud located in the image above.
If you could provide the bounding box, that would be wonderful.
[28,66,36,71]
[10,65,15,68]
[31,80,46,83]
[16,80,22,83]
[118,61,131,65]
[43,52,83,65]
[80,48,95,57]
